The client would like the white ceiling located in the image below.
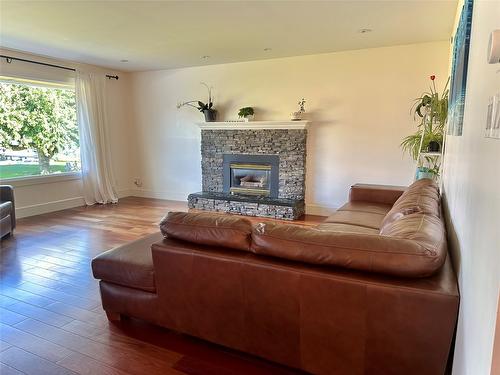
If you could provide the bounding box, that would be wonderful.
[0,1,457,72]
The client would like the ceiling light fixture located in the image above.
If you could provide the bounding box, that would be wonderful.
[120,59,129,63]
[358,28,372,34]
[201,55,210,59]
[264,48,272,52]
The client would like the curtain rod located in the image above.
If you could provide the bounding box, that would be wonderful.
[0,54,119,80]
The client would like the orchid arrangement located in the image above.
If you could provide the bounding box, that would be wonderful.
[177,82,214,112]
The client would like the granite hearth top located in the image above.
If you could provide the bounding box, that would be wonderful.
[188,192,304,207]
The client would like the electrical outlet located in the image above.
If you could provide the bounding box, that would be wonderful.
[133,178,143,187]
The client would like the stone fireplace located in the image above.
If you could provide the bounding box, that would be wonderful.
[188,121,308,220]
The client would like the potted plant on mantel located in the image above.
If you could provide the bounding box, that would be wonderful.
[177,82,217,122]
[238,107,254,121]
[401,75,449,180]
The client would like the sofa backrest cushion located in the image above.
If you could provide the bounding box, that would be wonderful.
[381,178,440,230]
[251,220,447,277]
[380,212,445,243]
[160,211,253,251]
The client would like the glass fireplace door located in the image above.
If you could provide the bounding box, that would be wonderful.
[230,163,271,196]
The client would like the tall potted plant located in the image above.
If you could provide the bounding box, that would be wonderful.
[401,75,449,178]
[177,82,217,122]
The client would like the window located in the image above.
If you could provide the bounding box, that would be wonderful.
[0,78,80,180]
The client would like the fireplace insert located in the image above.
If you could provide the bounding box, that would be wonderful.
[223,154,279,198]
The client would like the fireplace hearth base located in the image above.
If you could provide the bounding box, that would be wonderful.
[188,192,305,220]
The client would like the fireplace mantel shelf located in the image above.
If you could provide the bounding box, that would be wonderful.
[196,120,309,130]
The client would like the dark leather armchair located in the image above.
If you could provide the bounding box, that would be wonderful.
[0,185,16,238]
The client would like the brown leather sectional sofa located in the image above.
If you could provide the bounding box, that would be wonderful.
[92,179,459,375]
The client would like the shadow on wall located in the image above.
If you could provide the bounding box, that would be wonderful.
[441,189,462,278]
[215,101,283,121]
[214,99,235,120]
[305,118,343,210]
[214,99,335,123]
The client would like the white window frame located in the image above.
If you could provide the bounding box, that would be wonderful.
[1,171,82,187]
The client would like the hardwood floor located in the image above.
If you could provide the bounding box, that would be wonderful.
[0,197,324,375]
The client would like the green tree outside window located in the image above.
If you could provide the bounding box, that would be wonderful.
[0,81,79,176]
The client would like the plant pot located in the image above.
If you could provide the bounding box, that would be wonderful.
[416,169,436,181]
[243,114,254,122]
[203,109,217,122]
[427,141,440,152]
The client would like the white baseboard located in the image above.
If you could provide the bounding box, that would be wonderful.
[116,188,136,198]
[16,196,85,219]
[16,187,135,218]
[129,188,189,202]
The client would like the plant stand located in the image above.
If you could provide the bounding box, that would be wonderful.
[416,152,442,182]
[414,109,445,183]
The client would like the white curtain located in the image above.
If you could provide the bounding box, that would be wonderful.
[76,71,118,205]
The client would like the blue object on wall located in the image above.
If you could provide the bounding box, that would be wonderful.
[448,0,474,136]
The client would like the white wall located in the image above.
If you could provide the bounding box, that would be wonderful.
[0,49,135,217]
[441,1,500,374]
[129,41,450,214]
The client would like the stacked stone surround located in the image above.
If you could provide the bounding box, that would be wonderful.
[201,129,306,199]
[189,128,307,220]
[188,192,305,221]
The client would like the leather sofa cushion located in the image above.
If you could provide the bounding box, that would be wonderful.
[380,213,446,274]
[349,184,406,205]
[91,232,162,292]
[324,210,385,230]
[380,212,445,241]
[337,201,393,216]
[316,223,379,234]
[392,189,440,213]
[381,179,440,230]
[160,211,253,251]
[0,201,12,219]
[251,221,446,277]
[406,177,440,194]
[396,179,439,209]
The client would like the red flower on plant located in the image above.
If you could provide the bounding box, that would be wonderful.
[430,75,436,81]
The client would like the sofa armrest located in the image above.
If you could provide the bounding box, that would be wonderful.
[0,185,15,229]
[349,183,406,205]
